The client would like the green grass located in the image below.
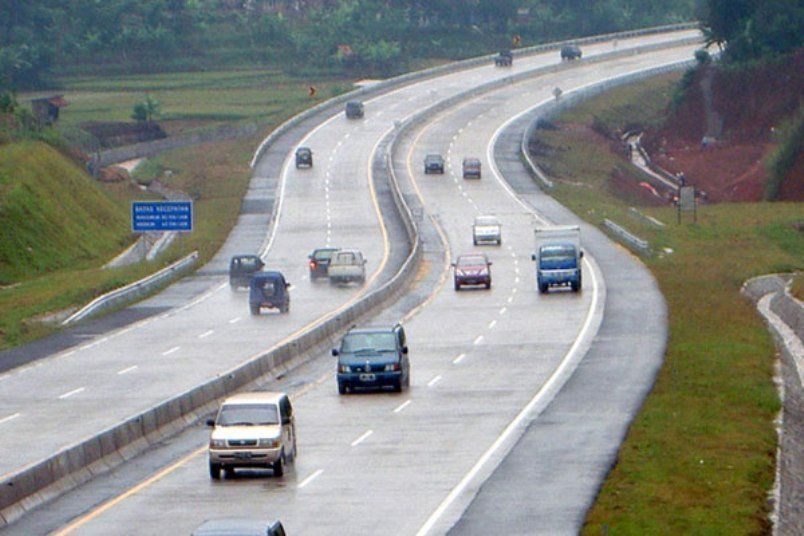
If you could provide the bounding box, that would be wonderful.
[529,76,803,534]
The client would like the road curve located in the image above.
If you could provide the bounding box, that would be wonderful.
[8,38,701,536]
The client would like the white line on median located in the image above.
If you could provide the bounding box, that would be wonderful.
[198,330,214,339]
[473,335,484,345]
[427,375,443,387]
[59,387,85,400]
[453,353,466,364]
[162,346,180,356]
[298,469,324,489]
[350,430,373,447]
[393,400,412,413]
[117,365,138,375]
[0,413,20,425]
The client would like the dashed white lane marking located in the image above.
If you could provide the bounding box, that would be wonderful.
[229,317,241,324]
[162,346,180,356]
[452,353,467,365]
[515,266,520,275]
[512,288,518,294]
[473,335,484,345]
[499,307,507,315]
[350,430,373,447]
[59,387,85,400]
[198,330,214,339]
[508,296,514,303]
[393,400,412,413]
[0,413,20,425]
[488,320,497,329]
[298,469,324,489]
[515,277,520,284]
[427,375,443,387]
[117,365,138,375]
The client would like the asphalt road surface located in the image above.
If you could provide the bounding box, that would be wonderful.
[1,37,698,535]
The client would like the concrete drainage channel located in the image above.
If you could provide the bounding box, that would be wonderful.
[0,27,700,528]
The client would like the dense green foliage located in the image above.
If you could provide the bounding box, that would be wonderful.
[699,0,804,61]
[765,109,804,200]
[1,0,697,89]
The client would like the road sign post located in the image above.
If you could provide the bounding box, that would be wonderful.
[131,201,193,232]
[677,186,696,224]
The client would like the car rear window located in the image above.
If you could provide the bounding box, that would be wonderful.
[234,257,261,269]
[257,280,276,295]
[314,250,336,260]
[458,256,486,266]
[217,404,279,426]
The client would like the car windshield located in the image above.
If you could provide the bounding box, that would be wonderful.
[313,249,336,260]
[217,404,279,426]
[341,332,397,353]
[458,256,486,267]
[233,257,261,270]
[541,245,576,258]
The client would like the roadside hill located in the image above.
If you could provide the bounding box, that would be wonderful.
[0,142,130,284]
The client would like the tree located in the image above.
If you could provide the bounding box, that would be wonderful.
[132,95,161,124]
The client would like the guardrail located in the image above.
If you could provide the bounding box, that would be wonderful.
[62,251,199,327]
[602,219,651,255]
[0,26,699,527]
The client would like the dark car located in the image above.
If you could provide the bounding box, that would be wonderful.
[192,518,286,536]
[561,44,582,60]
[229,255,265,289]
[345,101,364,119]
[333,324,410,394]
[424,153,445,174]
[453,253,492,290]
[308,247,340,280]
[249,271,290,315]
[462,157,481,179]
[494,50,513,67]
[295,146,313,168]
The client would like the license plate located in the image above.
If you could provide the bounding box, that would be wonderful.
[234,452,252,459]
[359,373,376,382]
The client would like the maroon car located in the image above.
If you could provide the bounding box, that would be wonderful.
[452,254,492,290]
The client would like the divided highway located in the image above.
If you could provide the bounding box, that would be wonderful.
[0,35,702,535]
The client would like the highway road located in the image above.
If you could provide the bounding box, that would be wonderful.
[0,37,700,535]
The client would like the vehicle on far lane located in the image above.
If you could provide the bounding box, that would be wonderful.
[333,324,410,394]
[473,215,502,245]
[229,255,264,290]
[424,153,445,174]
[495,50,513,66]
[561,44,582,60]
[207,392,296,479]
[308,247,340,280]
[345,101,365,119]
[462,157,481,179]
[453,253,492,290]
[328,249,367,285]
[249,271,290,314]
[295,146,313,168]
[192,518,286,536]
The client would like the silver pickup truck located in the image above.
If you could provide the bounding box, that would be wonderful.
[328,249,367,285]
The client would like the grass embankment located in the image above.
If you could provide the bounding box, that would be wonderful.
[530,74,802,533]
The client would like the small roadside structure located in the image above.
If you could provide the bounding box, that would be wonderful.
[31,95,68,124]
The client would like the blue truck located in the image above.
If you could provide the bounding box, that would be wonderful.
[531,225,583,293]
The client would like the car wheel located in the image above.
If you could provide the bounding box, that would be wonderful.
[571,281,581,292]
[209,462,221,480]
[485,281,491,290]
[539,283,548,294]
[473,239,478,246]
[454,281,460,291]
[280,301,289,314]
[338,382,347,395]
[250,305,259,316]
[497,238,502,245]
[223,467,235,480]
[273,454,284,477]
[392,379,402,393]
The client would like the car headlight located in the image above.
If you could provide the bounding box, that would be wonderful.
[339,364,351,373]
[210,439,226,448]
[258,437,281,448]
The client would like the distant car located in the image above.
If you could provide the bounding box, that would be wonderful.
[495,50,513,67]
[192,518,286,536]
[561,45,582,60]
[462,157,481,179]
[424,154,445,174]
[207,392,296,480]
[453,253,492,290]
[295,146,313,168]
[229,255,265,289]
[345,101,364,119]
[249,271,290,315]
[472,215,502,245]
[333,324,410,394]
[308,247,340,280]
[327,249,367,285]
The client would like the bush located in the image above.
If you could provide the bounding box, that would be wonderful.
[695,49,711,64]
[765,110,804,200]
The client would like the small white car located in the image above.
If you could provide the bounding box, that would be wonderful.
[472,215,502,245]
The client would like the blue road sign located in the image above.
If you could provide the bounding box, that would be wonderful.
[132,201,193,232]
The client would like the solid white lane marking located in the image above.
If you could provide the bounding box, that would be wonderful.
[473,335,484,345]
[0,413,20,425]
[393,400,412,413]
[59,387,85,400]
[499,307,507,315]
[162,346,180,356]
[229,317,241,324]
[350,430,373,447]
[427,375,443,387]
[488,320,497,329]
[298,469,324,489]
[452,353,466,365]
[117,366,138,375]
[198,330,214,339]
